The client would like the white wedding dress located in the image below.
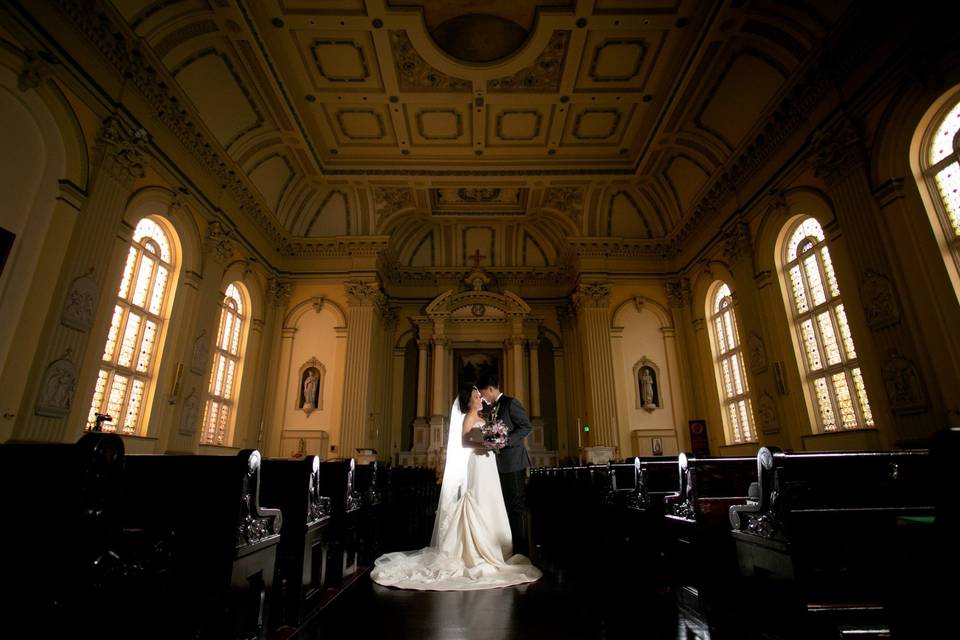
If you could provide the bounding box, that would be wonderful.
[371,399,542,591]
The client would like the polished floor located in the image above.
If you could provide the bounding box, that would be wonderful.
[298,570,693,640]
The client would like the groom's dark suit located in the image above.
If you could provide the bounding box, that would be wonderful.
[489,394,532,555]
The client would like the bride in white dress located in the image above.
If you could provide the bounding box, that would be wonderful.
[371,387,542,590]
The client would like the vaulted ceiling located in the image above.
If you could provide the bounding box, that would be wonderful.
[106,0,844,273]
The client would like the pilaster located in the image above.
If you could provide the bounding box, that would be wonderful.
[16,116,148,442]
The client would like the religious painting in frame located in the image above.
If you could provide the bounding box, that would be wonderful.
[453,348,503,396]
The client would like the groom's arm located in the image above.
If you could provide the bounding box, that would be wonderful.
[506,399,532,447]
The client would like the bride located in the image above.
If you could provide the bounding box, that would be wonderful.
[371,386,542,590]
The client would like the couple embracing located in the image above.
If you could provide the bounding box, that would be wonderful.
[371,375,542,591]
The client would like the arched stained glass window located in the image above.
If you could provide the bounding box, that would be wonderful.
[782,217,873,431]
[201,282,248,445]
[919,93,960,280]
[88,217,176,433]
[708,282,756,443]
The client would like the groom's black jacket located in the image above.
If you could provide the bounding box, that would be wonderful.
[490,395,532,474]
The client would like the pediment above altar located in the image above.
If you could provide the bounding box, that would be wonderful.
[425,288,531,320]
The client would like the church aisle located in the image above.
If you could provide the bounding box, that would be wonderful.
[300,571,687,640]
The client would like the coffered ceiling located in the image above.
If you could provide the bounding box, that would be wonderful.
[99,0,842,272]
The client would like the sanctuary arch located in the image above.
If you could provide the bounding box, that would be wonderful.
[399,269,558,470]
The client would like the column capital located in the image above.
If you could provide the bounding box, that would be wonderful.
[811,117,864,182]
[572,282,612,310]
[506,335,526,348]
[95,115,149,185]
[722,220,753,263]
[432,335,450,349]
[665,278,691,310]
[345,280,385,307]
[204,220,234,262]
[18,50,55,92]
[268,278,292,309]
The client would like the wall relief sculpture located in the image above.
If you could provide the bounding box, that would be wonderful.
[61,269,98,332]
[882,349,926,414]
[861,269,900,330]
[35,352,78,418]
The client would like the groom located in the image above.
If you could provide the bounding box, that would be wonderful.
[477,374,532,556]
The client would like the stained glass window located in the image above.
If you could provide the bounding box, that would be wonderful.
[200,283,247,446]
[782,217,873,432]
[708,282,757,443]
[921,94,960,280]
[88,217,177,433]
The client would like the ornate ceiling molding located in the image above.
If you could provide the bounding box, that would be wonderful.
[488,31,570,92]
[390,30,471,92]
[50,0,287,245]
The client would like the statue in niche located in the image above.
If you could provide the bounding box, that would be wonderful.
[300,367,321,415]
[637,364,660,411]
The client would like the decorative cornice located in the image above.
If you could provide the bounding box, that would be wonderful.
[386,267,570,288]
[568,237,678,259]
[280,236,390,258]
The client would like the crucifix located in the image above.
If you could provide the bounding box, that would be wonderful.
[469,248,487,268]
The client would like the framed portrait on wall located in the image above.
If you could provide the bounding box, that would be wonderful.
[453,348,502,395]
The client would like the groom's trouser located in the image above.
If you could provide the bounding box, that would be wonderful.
[499,469,528,555]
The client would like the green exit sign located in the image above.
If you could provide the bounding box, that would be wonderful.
[583,424,590,432]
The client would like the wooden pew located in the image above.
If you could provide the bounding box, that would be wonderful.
[664,453,758,633]
[260,455,332,629]
[318,459,363,588]
[119,449,282,640]
[604,457,679,587]
[1,433,126,635]
[730,446,935,638]
[354,461,385,564]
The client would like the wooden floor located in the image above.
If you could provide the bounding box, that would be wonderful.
[293,570,697,640]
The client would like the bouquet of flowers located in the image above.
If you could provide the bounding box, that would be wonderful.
[481,419,509,452]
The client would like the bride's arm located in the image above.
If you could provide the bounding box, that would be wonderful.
[462,416,483,448]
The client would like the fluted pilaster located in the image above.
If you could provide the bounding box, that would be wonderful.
[16,116,148,442]
[811,117,936,443]
[339,280,385,458]
[572,282,619,449]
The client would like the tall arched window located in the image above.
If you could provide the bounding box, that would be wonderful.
[919,94,960,269]
[782,217,873,431]
[201,282,248,445]
[708,282,756,443]
[88,217,177,433]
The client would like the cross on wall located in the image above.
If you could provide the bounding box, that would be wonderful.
[469,248,487,268]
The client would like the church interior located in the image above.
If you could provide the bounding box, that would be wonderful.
[1,0,958,638]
